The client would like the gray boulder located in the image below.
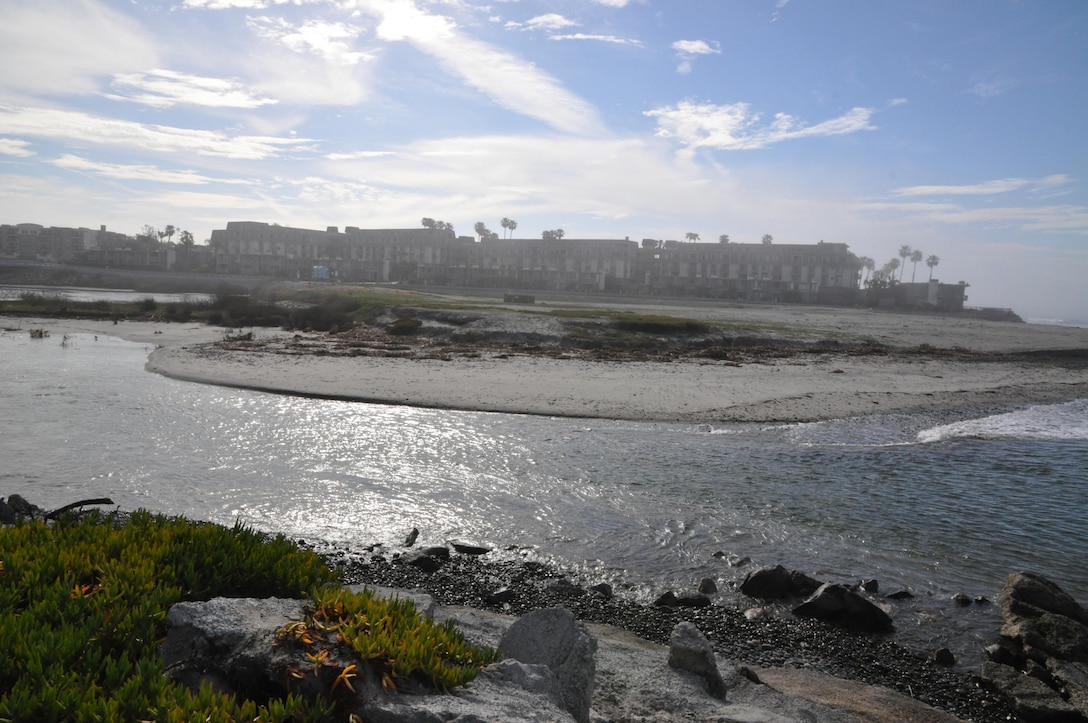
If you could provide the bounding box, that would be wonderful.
[499,606,597,723]
[792,583,894,634]
[667,622,727,699]
[980,662,1084,722]
[987,571,1088,720]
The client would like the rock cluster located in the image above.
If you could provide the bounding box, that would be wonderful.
[740,564,894,634]
[981,571,1088,721]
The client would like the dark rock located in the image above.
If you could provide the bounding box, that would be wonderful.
[1002,612,1088,664]
[932,648,956,666]
[499,607,596,723]
[1048,659,1088,718]
[6,494,40,517]
[980,661,1084,722]
[486,587,516,605]
[986,641,1023,667]
[668,622,727,699]
[654,591,680,607]
[0,499,15,524]
[975,596,990,605]
[404,527,419,546]
[450,540,492,555]
[952,593,972,606]
[697,577,718,595]
[860,579,879,593]
[886,589,915,600]
[546,578,586,597]
[675,593,712,608]
[420,545,450,560]
[792,583,894,634]
[1001,571,1088,625]
[589,583,613,599]
[403,550,442,572]
[740,565,821,600]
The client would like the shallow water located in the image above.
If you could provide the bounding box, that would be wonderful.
[2,327,1085,668]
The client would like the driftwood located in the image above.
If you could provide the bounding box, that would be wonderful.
[45,497,115,520]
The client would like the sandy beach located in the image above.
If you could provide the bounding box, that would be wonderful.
[12,303,1088,423]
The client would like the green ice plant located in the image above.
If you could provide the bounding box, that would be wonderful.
[0,510,495,722]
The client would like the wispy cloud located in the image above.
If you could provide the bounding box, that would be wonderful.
[0,1,157,96]
[352,0,603,135]
[49,155,253,185]
[107,70,278,109]
[645,101,876,151]
[893,175,1075,197]
[523,14,578,31]
[860,199,1088,234]
[550,34,641,46]
[0,138,34,157]
[672,39,720,74]
[967,76,1018,98]
[0,105,314,160]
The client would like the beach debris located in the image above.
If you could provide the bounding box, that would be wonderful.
[450,540,491,555]
[668,622,728,700]
[29,328,49,338]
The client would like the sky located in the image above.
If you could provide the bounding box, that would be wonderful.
[1,1,1086,321]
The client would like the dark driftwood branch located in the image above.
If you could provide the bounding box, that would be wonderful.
[45,497,115,520]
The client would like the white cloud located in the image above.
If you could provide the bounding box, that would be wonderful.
[550,34,640,45]
[672,40,720,55]
[967,77,1018,98]
[248,17,374,66]
[0,105,314,160]
[49,155,254,185]
[0,138,35,157]
[524,14,578,31]
[107,70,278,109]
[351,0,603,135]
[0,0,157,96]
[645,101,876,151]
[593,0,631,6]
[672,39,720,74]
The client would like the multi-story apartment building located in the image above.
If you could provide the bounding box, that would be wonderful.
[209,221,864,302]
[0,223,134,263]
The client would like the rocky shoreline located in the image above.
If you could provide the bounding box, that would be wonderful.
[322,540,1020,722]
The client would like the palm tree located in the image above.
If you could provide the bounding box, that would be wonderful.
[761,234,773,245]
[897,245,911,282]
[926,254,940,281]
[909,249,923,282]
[685,232,700,242]
[718,234,730,244]
[474,221,488,241]
[164,224,176,245]
[500,218,517,239]
[858,256,875,285]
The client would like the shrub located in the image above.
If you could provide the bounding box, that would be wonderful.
[387,317,423,335]
[609,313,709,335]
[0,512,368,720]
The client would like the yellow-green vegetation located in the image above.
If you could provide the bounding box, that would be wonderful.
[0,511,496,722]
[278,587,500,695]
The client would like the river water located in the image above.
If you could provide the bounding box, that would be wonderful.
[2,324,1085,669]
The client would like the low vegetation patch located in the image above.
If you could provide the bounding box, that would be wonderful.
[0,510,496,722]
[608,313,710,336]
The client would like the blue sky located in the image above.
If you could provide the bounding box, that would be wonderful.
[1,0,1085,320]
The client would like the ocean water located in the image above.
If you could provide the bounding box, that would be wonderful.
[2,326,1086,668]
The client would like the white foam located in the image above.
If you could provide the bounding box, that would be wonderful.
[918,399,1088,443]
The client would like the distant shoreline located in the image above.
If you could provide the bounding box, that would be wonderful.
[8,310,1088,424]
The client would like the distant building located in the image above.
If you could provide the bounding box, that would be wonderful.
[208,221,863,302]
[892,279,969,311]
